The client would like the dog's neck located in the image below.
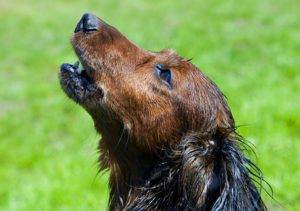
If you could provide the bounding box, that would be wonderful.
[98,130,162,208]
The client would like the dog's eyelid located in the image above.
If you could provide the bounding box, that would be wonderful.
[154,63,173,89]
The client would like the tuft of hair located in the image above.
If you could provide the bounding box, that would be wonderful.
[125,129,270,211]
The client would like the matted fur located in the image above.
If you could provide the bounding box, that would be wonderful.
[59,14,270,211]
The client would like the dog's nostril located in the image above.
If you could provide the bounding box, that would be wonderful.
[82,13,100,32]
[74,13,101,33]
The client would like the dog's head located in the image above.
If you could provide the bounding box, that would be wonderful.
[60,14,270,210]
[60,13,234,152]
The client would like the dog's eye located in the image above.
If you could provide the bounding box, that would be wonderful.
[160,69,170,83]
[154,63,172,88]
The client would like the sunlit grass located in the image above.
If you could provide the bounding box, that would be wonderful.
[0,0,299,210]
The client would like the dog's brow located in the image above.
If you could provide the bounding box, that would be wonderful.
[135,57,152,69]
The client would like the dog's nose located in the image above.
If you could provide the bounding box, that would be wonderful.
[74,13,101,33]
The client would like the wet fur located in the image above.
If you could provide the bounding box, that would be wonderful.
[61,15,269,210]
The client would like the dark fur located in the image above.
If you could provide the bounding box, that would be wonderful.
[60,14,270,210]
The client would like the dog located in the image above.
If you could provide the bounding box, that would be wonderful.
[59,13,269,210]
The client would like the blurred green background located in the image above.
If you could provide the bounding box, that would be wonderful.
[0,0,299,210]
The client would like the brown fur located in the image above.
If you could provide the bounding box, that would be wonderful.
[60,14,269,210]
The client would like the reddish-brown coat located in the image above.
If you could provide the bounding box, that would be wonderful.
[60,15,267,210]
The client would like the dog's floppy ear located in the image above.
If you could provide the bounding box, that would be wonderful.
[176,130,268,211]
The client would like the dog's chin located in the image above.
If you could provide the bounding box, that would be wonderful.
[59,61,103,104]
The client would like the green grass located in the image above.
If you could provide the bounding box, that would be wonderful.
[0,0,299,210]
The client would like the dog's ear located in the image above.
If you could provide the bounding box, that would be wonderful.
[176,131,268,211]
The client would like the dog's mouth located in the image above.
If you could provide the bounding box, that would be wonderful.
[59,60,103,104]
[61,60,92,82]
[59,13,107,104]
